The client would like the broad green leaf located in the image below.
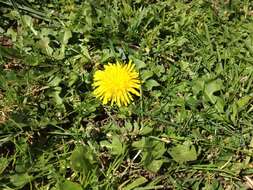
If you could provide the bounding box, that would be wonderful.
[169,141,197,164]
[100,49,112,63]
[230,162,244,175]
[133,137,166,159]
[237,96,252,109]
[204,79,224,112]
[139,126,153,135]
[22,15,37,35]
[204,79,223,104]
[141,70,153,81]
[144,79,160,91]
[100,135,125,155]
[67,72,79,87]
[0,157,9,175]
[59,180,82,190]
[111,135,125,155]
[48,76,62,87]
[192,79,205,95]
[52,29,73,60]
[133,137,165,172]
[204,179,223,190]
[38,37,50,49]
[81,46,91,60]
[215,97,225,113]
[123,177,148,190]
[231,96,252,124]
[152,64,165,77]
[10,173,33,187]
[124,121,134,132]
[245,37,253,55]
[38,37,53,56]
[63,30,72,44]
[132,138,145,149]
[130,57,146,69]
[70,145,97,175]
[48,87,63,106]
[24,53,43,66]
[250,137,253,148]
[146,159,164,173]
[152,141,166,159]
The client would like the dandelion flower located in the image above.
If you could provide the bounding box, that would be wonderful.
[93,61,141,107]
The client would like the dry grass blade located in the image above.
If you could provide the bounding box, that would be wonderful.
[245,176,253,189]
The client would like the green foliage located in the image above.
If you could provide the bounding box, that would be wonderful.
[122,176,148,190]
[168,140,198,164]
[132,137,166,173]
[1,0,253,189]
[59,180,82,190]
[70,145,98,176]
[10,173,33,188]
[100,135,126,156]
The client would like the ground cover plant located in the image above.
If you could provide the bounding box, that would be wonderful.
[1,0,253,189]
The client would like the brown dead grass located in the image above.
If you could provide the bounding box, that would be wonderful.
[0,106,11,124]
[0,92,11,124]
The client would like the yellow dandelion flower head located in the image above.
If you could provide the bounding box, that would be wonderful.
[93,60,141,107]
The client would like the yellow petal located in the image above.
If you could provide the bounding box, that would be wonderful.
[92,61,141,107]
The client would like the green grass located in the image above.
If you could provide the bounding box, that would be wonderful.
[1,0,253,189]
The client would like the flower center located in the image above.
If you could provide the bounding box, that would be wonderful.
[108,71,129,92]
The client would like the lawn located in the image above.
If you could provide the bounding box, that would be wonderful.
[1,0,253,189]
